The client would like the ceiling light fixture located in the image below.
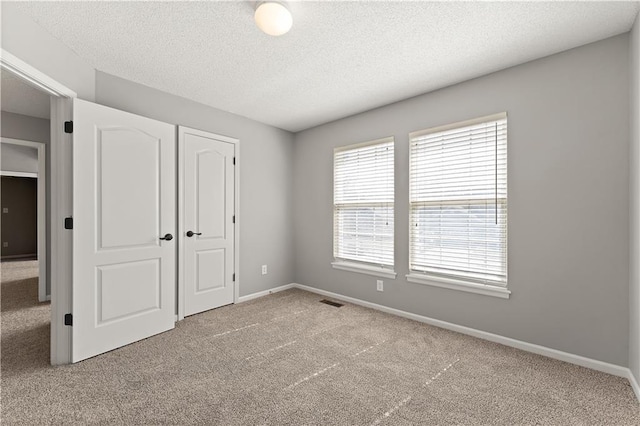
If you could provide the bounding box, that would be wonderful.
[254,1,292,36]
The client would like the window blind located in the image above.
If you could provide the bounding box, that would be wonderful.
[334,138,394,268]
[409,113,507,286]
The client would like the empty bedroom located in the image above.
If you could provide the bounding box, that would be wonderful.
[1,1,640,424]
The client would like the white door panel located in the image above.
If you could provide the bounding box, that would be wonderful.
[97,259,160,324]
[197,150,226,239]
[97,128,160,249]
[196,249,226,293]
[179,126,235,317]
[73,98,176,362]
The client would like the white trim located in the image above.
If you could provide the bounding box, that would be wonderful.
[0,49,77,98]
[50,97,74,365]
[234,138,240,306]
[50,100,62,364]
[332,261,397,279]
[0,137,44,147]
[1,137,47,303]
[36,140,46,304]
[409,111,507,139]
[237,283,296,303]
[177,126,185,321]
[0,171,38,178]
[628,370,640,403]
[292,283,628,378]
[334,135,394,153]
[406,273,510,299]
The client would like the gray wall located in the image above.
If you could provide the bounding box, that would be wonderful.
[293,34,630,366]
[1,144,38,173]
[630,12,640,386]
[1,3,95,101]
[95,72,295,297]
[1,111,49,143]
[1,111,51,295]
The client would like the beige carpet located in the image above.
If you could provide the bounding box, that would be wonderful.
[1,265,639,425]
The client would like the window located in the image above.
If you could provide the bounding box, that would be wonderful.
[408,113,508,298]
[333,137,395,278]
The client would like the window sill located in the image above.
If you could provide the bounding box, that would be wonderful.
[332,261,397,279]
[406,273,510,299]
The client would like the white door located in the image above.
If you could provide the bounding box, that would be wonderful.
[179,126,236,317]
[72,98,176,362]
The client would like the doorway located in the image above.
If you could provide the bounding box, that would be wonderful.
[0,138,47,301]
[1,47,76,365]
[1,68,52,371]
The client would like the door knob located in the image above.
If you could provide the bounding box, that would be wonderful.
[159,233,173,241]
[186,231,202,237]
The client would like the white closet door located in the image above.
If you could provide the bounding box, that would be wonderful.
[179,126,236,317]
[72,98,176,362]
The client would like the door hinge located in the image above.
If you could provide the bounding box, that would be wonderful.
[233,157,236,165]
[233,215,235,224]
[64,217,73,230]
[64,121,73,134]
[64,313,73,326]
[232,273,236,282]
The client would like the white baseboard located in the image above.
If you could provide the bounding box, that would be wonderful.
[628,369,640,402]
[293,283,629,379]
[237,283,295,303]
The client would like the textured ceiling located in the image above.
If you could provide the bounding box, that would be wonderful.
[15,1,640,132]
[1,70,50,119]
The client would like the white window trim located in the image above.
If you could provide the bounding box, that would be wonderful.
[408,111,507,139]
[406,273,510,299]
[334,136,394,153]
[332,261,397,279]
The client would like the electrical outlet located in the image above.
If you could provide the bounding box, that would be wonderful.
[377,280,383,292]
[2,242,8,248]
[261,265,268,275]
[2,208,8,213]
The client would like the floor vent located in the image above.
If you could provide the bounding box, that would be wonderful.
[320,299,344,308]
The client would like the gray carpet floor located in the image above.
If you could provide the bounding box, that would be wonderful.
[1,260,639,425]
